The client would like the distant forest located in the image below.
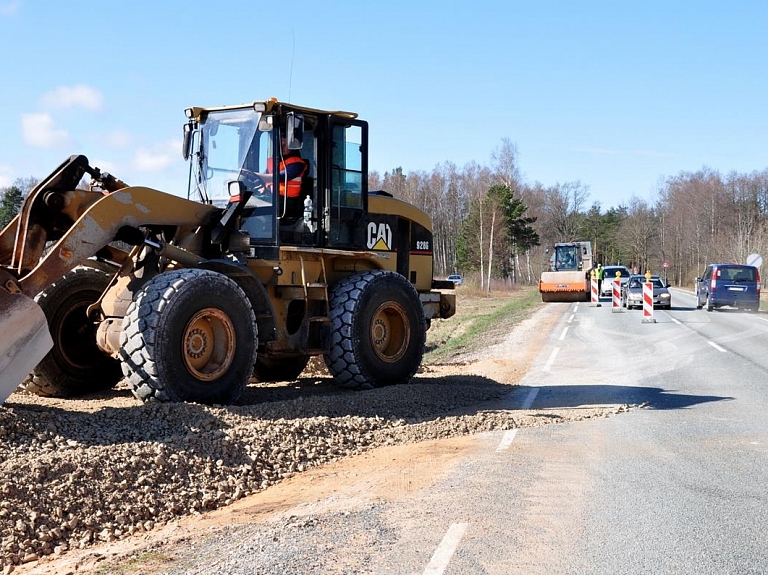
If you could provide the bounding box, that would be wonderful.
[3,142,767,289]
[370,139,768,288]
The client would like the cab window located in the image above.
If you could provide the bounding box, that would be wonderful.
[331,123,364,209]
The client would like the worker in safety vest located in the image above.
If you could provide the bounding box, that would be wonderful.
[267,136,307,198]
[597,263,604,295]
[252,135,308,217]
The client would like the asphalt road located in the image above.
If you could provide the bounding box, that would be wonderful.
[361,288,768,574]
[86,288,768,575]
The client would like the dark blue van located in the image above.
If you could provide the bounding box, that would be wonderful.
[695,264,761,311]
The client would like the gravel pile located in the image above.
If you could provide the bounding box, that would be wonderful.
[0,367,538,570]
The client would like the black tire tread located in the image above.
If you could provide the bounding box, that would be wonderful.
[323,270,425,390]
[120,269,257,404]
[23,266,120,397]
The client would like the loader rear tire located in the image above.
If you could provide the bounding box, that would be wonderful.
[253,355,309,382]
[24,267,121,397]
[324,270,425,389]
[120,269,257,404]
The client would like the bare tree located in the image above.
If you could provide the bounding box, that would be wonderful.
[491,138,521,190]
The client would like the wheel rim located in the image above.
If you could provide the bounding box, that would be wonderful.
[182,308,236,381]
[369,301,410,363]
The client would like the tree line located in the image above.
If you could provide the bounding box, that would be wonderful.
[370,142,768,288]
[4,148,767,290]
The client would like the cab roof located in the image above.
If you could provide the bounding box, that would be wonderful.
[185,98,359,122]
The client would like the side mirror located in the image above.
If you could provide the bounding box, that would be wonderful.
[694,277,701,283]
[228,180,246,199]
[285,112,304,150]
[182,122,194,160]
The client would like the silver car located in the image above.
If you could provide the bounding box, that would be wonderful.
[621,275,672,309]
[599,265,631,298]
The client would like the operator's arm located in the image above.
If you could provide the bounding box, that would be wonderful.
[252,157,305,181]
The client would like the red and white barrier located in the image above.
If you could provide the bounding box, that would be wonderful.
[642,281,656,323]
[590,277,601,307]
[612,279,622,312]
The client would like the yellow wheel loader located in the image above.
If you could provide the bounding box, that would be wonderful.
[0,99,456,405]
[538,241,594,302]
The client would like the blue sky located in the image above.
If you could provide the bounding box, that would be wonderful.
[1,0,766,210]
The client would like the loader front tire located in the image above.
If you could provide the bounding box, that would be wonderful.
[120,269,257,404]
[24,267,121,397]
[324,270,425,389]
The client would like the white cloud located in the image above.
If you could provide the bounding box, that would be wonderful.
[104,130,132,149]
[21,113,69,148]
[0,1,20,17]
[40,85,104,111]
[133,140,178,172]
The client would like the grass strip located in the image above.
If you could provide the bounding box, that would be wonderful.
[425,286,542,363]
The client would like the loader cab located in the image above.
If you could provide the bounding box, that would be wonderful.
[184,102,369,255]
[272,110,369,250]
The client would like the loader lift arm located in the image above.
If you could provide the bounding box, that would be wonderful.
[0,155,219,402]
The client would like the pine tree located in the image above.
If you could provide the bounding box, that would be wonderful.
[0,186,24,228]
[456,184,539,286]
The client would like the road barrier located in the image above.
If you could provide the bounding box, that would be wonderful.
[642,281,656,323]
[590,277,601,307]
[612,279,622,312]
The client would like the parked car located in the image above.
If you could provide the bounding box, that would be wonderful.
[695,263,760,312]
[621,274,672,309]
[599,265,631,298]
[447,274,463,286]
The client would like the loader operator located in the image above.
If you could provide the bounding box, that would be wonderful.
[252,135,308,218]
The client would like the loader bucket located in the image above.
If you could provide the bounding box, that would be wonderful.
[0,291,53,404]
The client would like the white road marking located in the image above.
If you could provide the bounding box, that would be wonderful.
[543,348,559,372]
[567,314,575,323]
[670,317,681,324]
[708,341,727,352]
[496,429,518,452]
[559,327,569,341]
[423,522,469,575]
[521,387,540,409]
[758,316,768,323]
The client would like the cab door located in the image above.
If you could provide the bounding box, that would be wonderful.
[322,118,368,249]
